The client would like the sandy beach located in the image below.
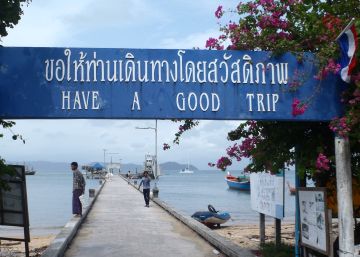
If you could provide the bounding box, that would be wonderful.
[0,235,55,257]
[214,223,296,251]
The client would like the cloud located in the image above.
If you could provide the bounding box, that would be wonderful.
[0,0,249,170]
[159,29,221,49]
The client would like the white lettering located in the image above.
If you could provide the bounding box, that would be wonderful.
[132,92,141,111]
[246,94,255,112]
[176,92,220,112]
[74,91,82,109]
[61,91,101,110]
[272,94,279,112]
[92,91,100,110]
[199,93,209,111]
[62,91,71,110]
[176,93,186,111]
[82,91,90,109]
[211,93,220,112]
[188,92,198,111]
[257,94,265,111]
[55,60,65,81]
[266,94,271,111]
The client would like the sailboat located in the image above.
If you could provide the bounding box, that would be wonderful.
[179,162,194,174]
[25,166,36,175]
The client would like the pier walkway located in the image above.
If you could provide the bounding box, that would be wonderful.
[64,176,225,257]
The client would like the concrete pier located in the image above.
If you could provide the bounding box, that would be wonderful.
[63,176,228,257]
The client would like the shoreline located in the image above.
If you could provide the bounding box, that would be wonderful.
[214,223,295,251]
[0,234,56,257]
[0,223,298,256]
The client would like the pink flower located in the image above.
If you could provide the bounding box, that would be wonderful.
[215,5,223,19]
[205,37,218,49]
[208,162,215,167]
[329,117,351,138]
[239,137,258,158]
[316,153,330,171]
[226,144,242,161]
[163,143,170,150]
[314,59,341,80]
[291,98,307,116]
[228,23,237,31]
[216,156,232,171]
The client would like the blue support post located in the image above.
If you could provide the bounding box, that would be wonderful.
[295,170,301,257]
[295,146,301,257]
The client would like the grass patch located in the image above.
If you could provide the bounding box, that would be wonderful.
[260,242,294,257]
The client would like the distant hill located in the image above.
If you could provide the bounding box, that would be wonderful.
[121,163,143,172]
[160,162,198,171]
[8,161,70,172]
[8,160,198,172]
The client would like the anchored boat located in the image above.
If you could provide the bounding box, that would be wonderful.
[225,172,250,191]
[25,166,36,175]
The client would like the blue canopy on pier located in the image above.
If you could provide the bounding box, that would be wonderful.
[91,162,105,170]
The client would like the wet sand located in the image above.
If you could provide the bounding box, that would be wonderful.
[0,235,55,257]
[214,223,295,251]
[0,224,296,256]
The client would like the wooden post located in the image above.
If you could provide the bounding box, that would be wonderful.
[275,218,281,247]
[328,209,334,257]
[334,136,354,257]
[260,213,265,245]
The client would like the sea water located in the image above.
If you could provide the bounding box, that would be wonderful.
[0,169,100,237]
[156,169,297,225]
[1,169,296,237]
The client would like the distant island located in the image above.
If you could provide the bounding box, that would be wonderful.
[9,160,199,172]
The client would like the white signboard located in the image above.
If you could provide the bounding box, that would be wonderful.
[250,172,284,219]
[298,188,329,255]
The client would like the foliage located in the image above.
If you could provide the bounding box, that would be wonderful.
[259,242,294,257]
[206,0,360,186]
[166,1,360,186]
[0,0,30,190]
[0,0,31,39]
[0,159,15,191]
[162,119,199,150]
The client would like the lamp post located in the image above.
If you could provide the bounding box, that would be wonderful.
[107,152,120,174]
[103,149,107,167]
[119,158,122,174]
[135,120,158,179]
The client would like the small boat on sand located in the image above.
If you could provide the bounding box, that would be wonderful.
[191,205,231,228]
[225,172,250,191]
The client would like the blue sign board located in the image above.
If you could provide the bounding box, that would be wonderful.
[0,47,344,120]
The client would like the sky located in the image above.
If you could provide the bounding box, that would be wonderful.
[1,0,248,170]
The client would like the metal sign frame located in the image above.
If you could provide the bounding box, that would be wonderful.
[0,165,30,257]
[297,187,330,256]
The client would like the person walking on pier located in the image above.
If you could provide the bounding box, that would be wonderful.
[138,171,151,207]
[71,161,86,217]
[127,170,131,184]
